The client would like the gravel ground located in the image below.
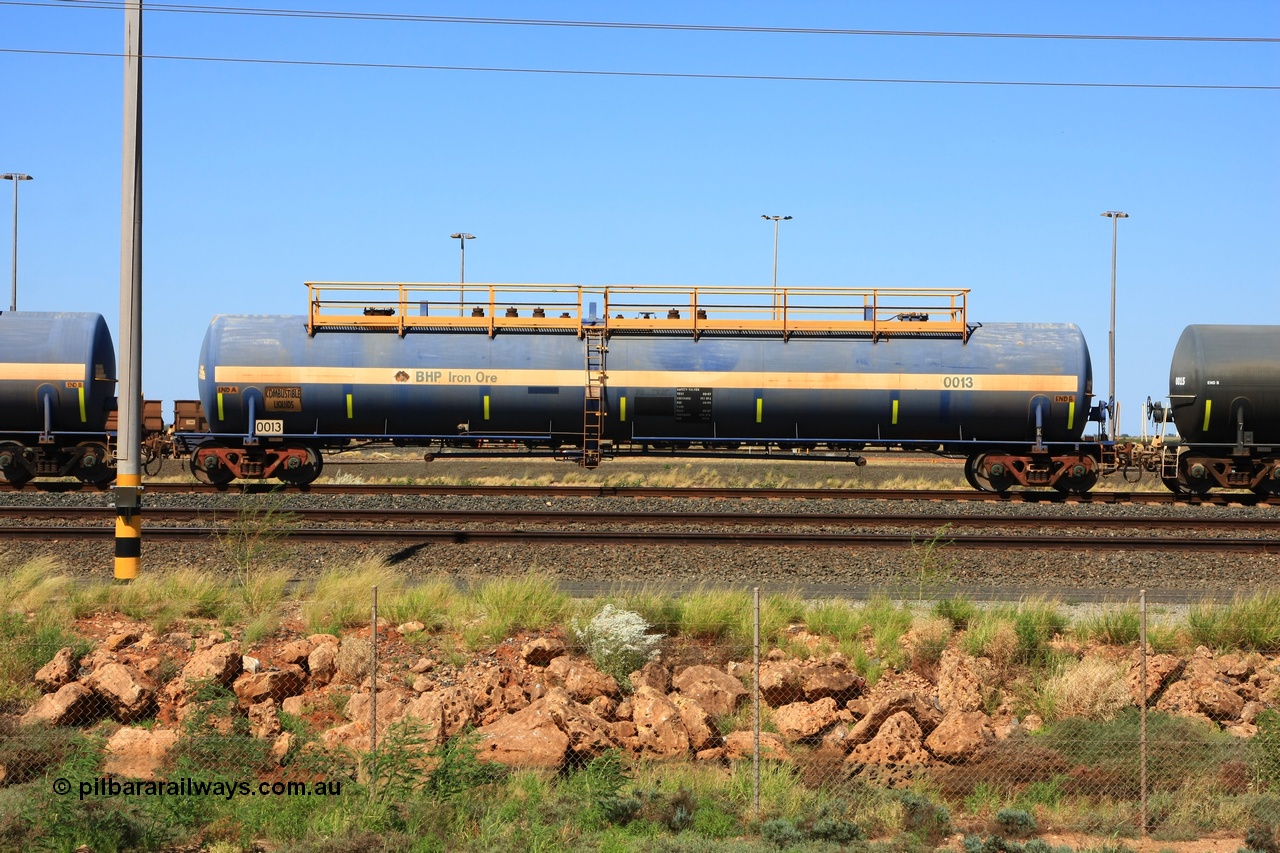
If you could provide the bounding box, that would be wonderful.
[2,453,1277,601]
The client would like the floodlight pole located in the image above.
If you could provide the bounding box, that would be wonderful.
[451,232,474,316]
[1101,211,1128,442]
[1,173,32,312]
[761,215,791,321]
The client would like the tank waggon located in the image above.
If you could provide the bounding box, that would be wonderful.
[0,311,118,485]
[192,283,1102,491]
[1157,325,1280,495]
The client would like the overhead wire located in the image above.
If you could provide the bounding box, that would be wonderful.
[3,1,1275,90]
[3,47,1278,91]
[3,0,1279,44]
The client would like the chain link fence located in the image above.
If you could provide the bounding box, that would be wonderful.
[4,584,1280,850]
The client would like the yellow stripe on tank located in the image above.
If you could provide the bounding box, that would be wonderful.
[214,365,1081,393]
[619,396,626,422]
[1067,401,1075,430]
[217,392,225,421]
[892,399,899,425]
[0,362,87,381]
[1203,399,1212,432]
[484,395,490,420]
[78,386,86,423]
[346,393,353,418]
[756,397,763,423]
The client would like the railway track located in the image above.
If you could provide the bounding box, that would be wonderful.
[6,505,1280,532]
[3,481,1276,506]
[3,506,1276,553]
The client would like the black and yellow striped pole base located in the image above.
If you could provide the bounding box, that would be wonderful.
[114,473,142,580]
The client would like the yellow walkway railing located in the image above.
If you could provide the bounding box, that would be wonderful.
[304,282,969,341]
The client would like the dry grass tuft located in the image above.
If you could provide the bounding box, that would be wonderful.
[1040,655,1131,722]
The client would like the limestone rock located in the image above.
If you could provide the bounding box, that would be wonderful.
[937,650,984,713]
[846,711,930,767]
[774,697,839,742]
[85,663,157,722]
[630,686,690,758]
[520,637,566,666]
[34,647,78,694]
[672,665,748,719]
[21,682,100,727]
[925,710,994,763]
[102,727,178,779]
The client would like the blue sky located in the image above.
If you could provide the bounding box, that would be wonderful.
[2,1,1277,433]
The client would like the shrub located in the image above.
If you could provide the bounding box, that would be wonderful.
[1253,709,1280,787]
[994,807,1038,837]
[900,790,951,845]
[571,605,662,689]
[761,817,803,848]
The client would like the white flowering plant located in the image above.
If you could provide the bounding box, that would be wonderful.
[571,604,663,689]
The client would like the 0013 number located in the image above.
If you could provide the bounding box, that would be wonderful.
[942,376,974,389]
[254,419,285,435]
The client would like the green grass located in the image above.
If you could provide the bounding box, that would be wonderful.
[462,571,569,649]
[1073,605,1142,646]
[301,557,404,634]
[1188,591,1280,651]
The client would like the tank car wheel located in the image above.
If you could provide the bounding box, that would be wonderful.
[1178,454,1214,495]
[190,441,235,486]
[0,441,34,487]
[73,442,114,485]
[963,455,982,491]
[277,446,323,486]
[1251,460,1280,497]
[970,452,1017,494]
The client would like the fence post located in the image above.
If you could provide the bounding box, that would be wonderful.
[1140,588,1148,838]
[371,585,379,782]
[753,586,761,822]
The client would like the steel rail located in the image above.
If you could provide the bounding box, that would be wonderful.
[3,524,1275,552]
[3,481,1274,506]
[5,505,1280,532]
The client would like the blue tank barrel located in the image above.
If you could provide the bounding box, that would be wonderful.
[0,312,117,434]
[198,314,1091,449]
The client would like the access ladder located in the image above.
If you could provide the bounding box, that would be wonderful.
[582,327,607,468]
